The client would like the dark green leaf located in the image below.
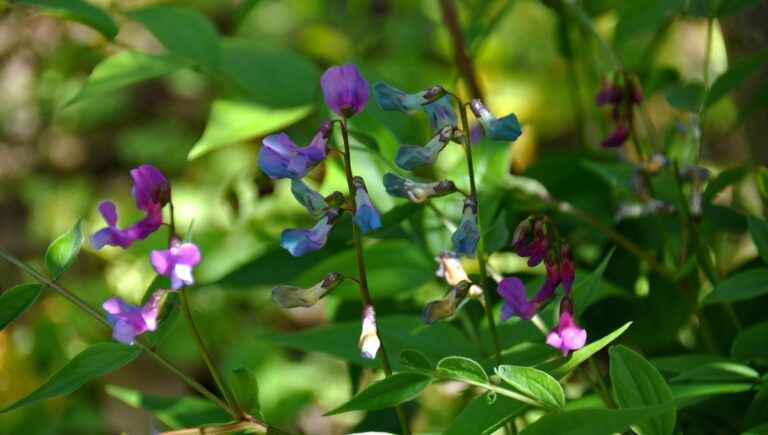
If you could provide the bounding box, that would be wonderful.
[444,394,525,435]
[717,0,764,16]
[128,5,219,70]
[16,0,118,39]
[744,422,768,435]
[1,343,141,413]
[671,361,759,383]
[484,210,510,253]
[574,248,615,316]
[732,321,768,361]
[706,50,768,108]
[609,345,675,435]
[399,349,433,371]
[230,367,261,416]
[495,365,565,409]
[749,216,768,265]
[44,220,83,280]
[702,269,768,305]
[546,322,633,379]
[436,356,489,385]
[758,167,768,201]
[348,129,381,153]
[671,382,754,408]
[650,354,733,374]
[703,166,749,203]
[0,283,43,331]
[666,82,705,112]
[326,372,431,415]
[745,385,768,429]
[518,406,673,435]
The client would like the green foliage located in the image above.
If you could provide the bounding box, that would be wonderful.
[445,395,525,435]
[230,367,261,417]
[44,220,83,280]
[702,269,768,305]
[0,283,43,331]
[517,406,674,435]
[495,365,566,409]
[545,322,633,378]
[16,0,118,39]
[748,216,768,264]
[731,322,768,361]
[436,356,489,385]
[327,373,432,415]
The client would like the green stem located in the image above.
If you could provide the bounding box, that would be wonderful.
[339,119,411,435]
[179,287,243,417]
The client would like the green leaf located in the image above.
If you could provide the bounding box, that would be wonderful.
[16,0,118,39]
[65,51,187,107]
[745,385,768,429]
[609,345,676,435]
[44,220,83,280]
[758,167,768,201]
[671,382,754,408]
[326,372,432,415]
[444,394,526,435]
[106,384,230,429]
[749,216,768,265]
[188,99,312,160]
[128,5,219,70]
[717,0,763,16]
[650,354,733,374]
[732,321,768,361]
[574,248,615,316]
[666,82,705,112]
[484,210,510,253]
[546,322,633,379]
[230,367,261,416]
[1,342,141,413]
[0,283,43,331]
[518,406,673,435]
[706,50,768,108]
[399,349,433,371]
[495,365,565,409]
[436,356,489,385]
[348,129,381,153]
[703,166,749,203]
[702,269,768,305]
[744,422,768,435]
[671,361,759,383]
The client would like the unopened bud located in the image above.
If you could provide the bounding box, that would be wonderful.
[359,305,381,360]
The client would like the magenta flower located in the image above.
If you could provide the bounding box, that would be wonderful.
[151,239,202,290]
[91,201,163,249]
[321,64,369,118]
[103,291,163,344]
[259,122,331,179]
[546,310,587,356]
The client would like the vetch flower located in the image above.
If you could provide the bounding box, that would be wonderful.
[395,125,456,170]
[259,122,331,179]
[321,64,369,118]
[469,99,522,142]
[601,124,629,148]
[130,164,170,212]
[281,209,340,257]
[424,95,458,130]
[103,291,164,345]
[373,82,446,112]
[91,200,163,249]
[359,305,381,360]
[423,281,471,324]
[150,239,202,290]
[435,252,483,300]
[498,277,536,321]
[383,173,456,203]
[271,272,344,308]
[452,197,480,257]
[546,298,587,356]
[511,218,549,267]
[352,177,382,234]
[291,179,328,216]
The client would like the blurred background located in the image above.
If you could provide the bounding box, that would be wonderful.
[0,0,766,434]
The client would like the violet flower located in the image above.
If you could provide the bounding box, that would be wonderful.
[281,209,339,257]
[560,244,575,294]
[452,197,480,258]
[321,64,369,118]
[601,124,629,148]
[103,291,163,345]
[151,239,202,290]
[352,177,382,234]
[498,277,537,321]
[130,164,170,212]
[469,99,522,142]
[259,122,331,179]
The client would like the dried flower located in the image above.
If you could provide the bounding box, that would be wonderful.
[383,173,456,203]
[423,281,471,324]
[359,305,381,360]
[271,272,344,308]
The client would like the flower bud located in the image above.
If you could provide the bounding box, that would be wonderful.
[469,99,522,142]
[452,197,480,258]
[359,305,381,360]
[352,177,382,234]
[271,272,344,308]
[320,64,369,118]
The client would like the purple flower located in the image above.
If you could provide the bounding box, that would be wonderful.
[352,177,382,234]
[103,291,163,344]
[130,164,170,212]
[595,82,623,106]
[259,122,331,179]
[91,200,163,249]
[281,210,339,257]
[321,64,369,118]
[601,124,629,148]
[546,310,587,356]
[395,126,455,170]
[514,220,549,267]
[498,277,536,321]
[452,197,480,258]
[469,99,522,142]
[151,239,202,290]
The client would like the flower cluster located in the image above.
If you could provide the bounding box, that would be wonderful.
[91,165,202,344]
[498,216,586,356]
[596,74,643,148]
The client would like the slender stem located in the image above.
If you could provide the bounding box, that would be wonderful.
[458,102,503,365]
[179,287,243,417]
[338,119,411,435]
[438,0,484,99]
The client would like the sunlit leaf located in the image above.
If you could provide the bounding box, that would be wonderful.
[326,372,432,415]
[0,284,43,331]
[17,0,118,39]
[400,349,433,371]
[671,362,759,383]
[545,322,633,379]
[706,50,768,108]
[702,269,768,305]
[495,365,565,409]
[437,356,489,385]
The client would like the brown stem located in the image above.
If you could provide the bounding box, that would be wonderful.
[438,0,484,100]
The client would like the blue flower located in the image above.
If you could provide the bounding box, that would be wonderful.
[281,210,339,257]
[291,179,328,216]
[259,122,331,179]
[374,82,456,132]
[469,99,522,142]
[352,177,382,234]
[395,126,456,170]
[424,95,458,131]
[452,197,480,257]
[383,173,456,203]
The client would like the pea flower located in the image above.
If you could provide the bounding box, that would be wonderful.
[469,99,522,142]
[271,272,344,308]
[281,209,340,257]
[103,290,164,345]
[423,281,470,324]
[373,82,446,112]
[291,179,329,217]
[424,95,458,131]
[595,76,642,148]
[546,297,587,356]
[151,239,202,290]
[321,64,369,118]
[130,164,171,212]
[359,305,381,360]
[395,125,456,170]
[383,173,456,203]
[452,197,480,257]
[498,277,537,321]
[511,217,549,267]
[435,252,483,299]
[352,177,382,234]
[601,124,629,148]
[259,122,331,179]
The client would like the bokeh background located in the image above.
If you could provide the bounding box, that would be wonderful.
[1,0,767,434]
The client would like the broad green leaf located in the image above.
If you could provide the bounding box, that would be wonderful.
[44,220,83,280]
[706,50,768,108]
[745,385,768,429]
[65,51,187,107]
[230,367,261,416]
[0,283,43,331]
[671,361,759,383]
[128,5,219,70]
[484,210,510,253]
[609,345,675,435]
[671,382,754,407]
[518,406,673,435]
[748,216,768,265]
[651,354,732,374]
[666,82,706,112]
[703,166,749,202]
[17,0,117,39]
[400,349,433,371]
[1,343,141,413]
[348,129,381,153]
[437,356,489,385]
[106,384,229,429]
[744,423,768,435]
[326,372,432,415]
[546,322,633,379]
[495,365,565,409]
[188,99,312,159]
[574,248,615,316]
[444,394,526,435]
[702,269,768,305]
[732,321,768,360]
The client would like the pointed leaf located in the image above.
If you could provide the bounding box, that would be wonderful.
[702,269,768,305]
[230,366,261,416]
[495,365,565,409]
[44,220,83,280]
[748,216,768,265]
[400,349,433,371]
[437,356,489,385]
[546,322,633,379]
[732,321,768,361]
[671,361,759,383]
[706,50,768,108]
[0,284,43,331]
[445,394,526,435]
[574,248,615,316]
[16,0,118,39]
[326,372,432,415]
[519,406,673,435]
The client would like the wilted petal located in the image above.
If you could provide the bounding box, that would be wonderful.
[435,252,470,286]
[272,272,344,308]
[352,177,382,234]
[383,173,456,203]
[452,197,480,258]
[395,126,454,170]
[291,179,328,216]
[321,64,369,118]
[259,123,331,179]
[423,281,470,324]
[469,99,522,142]
[424,95,458,131]
[359,305,381,360]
